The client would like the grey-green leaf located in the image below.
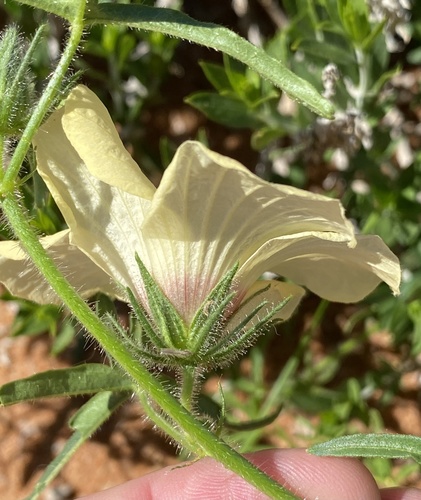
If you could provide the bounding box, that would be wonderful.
[26,391,130,500]
[309,433,421,464]
[13,0,84,21]
[0,364,134,406]
[185,92,264,129]
[85,3,335,118]
[294,39,356,65]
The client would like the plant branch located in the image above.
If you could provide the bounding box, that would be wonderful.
[0,5,84,192]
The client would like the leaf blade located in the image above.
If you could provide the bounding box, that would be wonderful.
[0,364,134,406]
[86,4,334,118]
[26,391,130,500]
[309,433,421,464]
[12,0,83,21]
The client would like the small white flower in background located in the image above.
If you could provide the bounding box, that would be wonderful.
[331,149,350,172]
[301,110,373,169]
[381,84,417,170]
[155,0,181,8]
[322,63,340,100]
[123,76,148,107]
[367,0,412,52]
[351,179,371,196]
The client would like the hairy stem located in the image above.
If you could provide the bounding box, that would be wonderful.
[0,10,84,191]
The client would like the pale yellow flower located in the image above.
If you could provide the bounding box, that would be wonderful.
[0,86,400,330]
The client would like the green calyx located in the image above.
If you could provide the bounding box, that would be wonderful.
[113,255,290,372]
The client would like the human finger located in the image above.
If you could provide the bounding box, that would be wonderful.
[78,448,381,500]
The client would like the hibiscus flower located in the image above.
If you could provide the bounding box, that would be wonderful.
[0,86,400,366]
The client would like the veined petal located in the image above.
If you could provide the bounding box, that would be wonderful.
[33,97,152,296]
[0,230,122,304]
[30,89,400,324]
[62,86,156,199]
[140,141,357,321]
[239,234,401,303]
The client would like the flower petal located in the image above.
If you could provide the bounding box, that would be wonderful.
[139,141,357,320]
[32,90,400,322]
[239,234,400,303]
[62,85,156,199]
[33,92,152,295]
[0,230,122,304]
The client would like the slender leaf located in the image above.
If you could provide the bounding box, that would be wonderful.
[293,39,356,65]
[50,320,76,355]
[337,0,371,44]
[0,364,134,406]
[26,391,130,500]
[86,3,335,118]
[199,61,232,92]
[186,92,263,128]
[225,405,283,431]
[15,1,335,117]
[309,433,421,464]
[13,0,83,21]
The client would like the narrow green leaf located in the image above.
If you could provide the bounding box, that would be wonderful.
[11,303,60,337]
[50,320,76,355]
[309,433,421,464]
[86,3,335,118]
[251,127,285,150]
[186,92,263,129]
[26,391,130,500]
[225,405,283,431]
[199,61,232,92]
[337,0,371,45]
[0,364,134,406]
[13,0,85,22]
[68,390,129,431]
[262,355,299,415]
[293,39,356,65]
[223,54,260,103]
[368,65,402,98]
[361,20,385,51]
[0,25,44,135]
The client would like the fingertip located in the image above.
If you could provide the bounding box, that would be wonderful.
[247,448,381,500]
[79,448,383,500]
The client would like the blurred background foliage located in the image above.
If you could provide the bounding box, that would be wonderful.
[1,0,420,488]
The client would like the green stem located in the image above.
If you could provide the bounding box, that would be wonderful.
[1,194,299,500]
[0,134,4,174]
[306,0,323,42]
[354,47,369,111]
[0,9,84,191]
[137,390,192,449]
